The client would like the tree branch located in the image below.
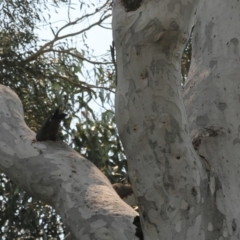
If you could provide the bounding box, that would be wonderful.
[51,49,112,65]
[22,13,111,64]
[56,0,111,36]
[0,84,138,240]
[44,74,115,93]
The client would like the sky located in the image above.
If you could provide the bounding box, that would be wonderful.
[36,1,112,58]
[35,0,114,116]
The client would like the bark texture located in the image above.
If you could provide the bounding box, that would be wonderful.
[184,1,240,239]
[0,85,139,240]
[113,0,231,239]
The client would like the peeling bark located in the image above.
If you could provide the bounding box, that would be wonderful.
[0,85,139,240]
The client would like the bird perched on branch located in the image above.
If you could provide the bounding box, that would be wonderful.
[36,109,67,141]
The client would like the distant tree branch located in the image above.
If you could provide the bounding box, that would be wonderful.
[22,8,111,64]
[45,74,115,93]
[51,49,112,65]
[57,0,110,35]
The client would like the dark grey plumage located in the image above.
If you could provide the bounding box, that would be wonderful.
[36,109,67,141]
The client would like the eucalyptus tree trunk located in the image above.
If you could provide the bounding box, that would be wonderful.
[113,0,240,239]
[184,1,240,239]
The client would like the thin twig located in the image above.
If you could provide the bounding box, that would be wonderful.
[22,12,111,63]
[46,74,115,93]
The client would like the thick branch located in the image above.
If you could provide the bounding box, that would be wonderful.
[0,84,138,240]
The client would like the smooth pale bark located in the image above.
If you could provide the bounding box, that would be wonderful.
[113,0,229,239]
[184,1,240,239]
[0,85,138,240]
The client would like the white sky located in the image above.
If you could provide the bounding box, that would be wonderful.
[36,1,112,57]
[35,1,114,117]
